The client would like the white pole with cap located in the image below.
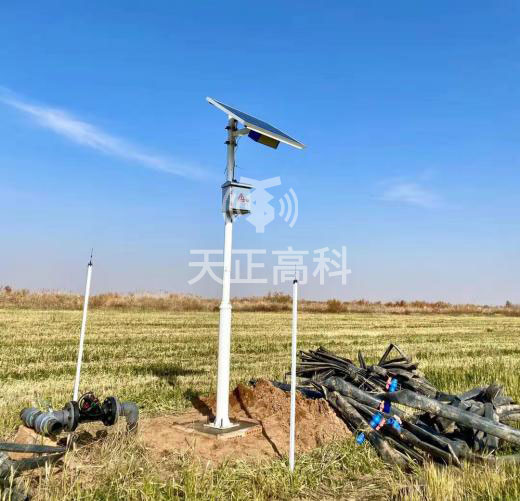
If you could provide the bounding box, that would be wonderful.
[212,117,237,429]
[289,278,298,472]
[73,254,93,402]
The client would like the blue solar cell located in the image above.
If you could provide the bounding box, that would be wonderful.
[206,97,304,149]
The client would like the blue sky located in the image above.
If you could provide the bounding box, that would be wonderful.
[0,1,519,304]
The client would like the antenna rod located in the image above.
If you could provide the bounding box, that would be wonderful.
[289,278,298,472]
[72,254,93,401]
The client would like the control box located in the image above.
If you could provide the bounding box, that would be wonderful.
[221,181,253,215]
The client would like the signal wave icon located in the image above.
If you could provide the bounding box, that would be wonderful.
[278,188,298,228]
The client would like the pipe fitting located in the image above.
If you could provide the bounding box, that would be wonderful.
[20,395,138,437]
[120,402,139,431]
[19,408,64,436]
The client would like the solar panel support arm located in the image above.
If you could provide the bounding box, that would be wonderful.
[233,127,250,137]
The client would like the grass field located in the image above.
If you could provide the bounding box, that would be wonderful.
[1,309,520,500]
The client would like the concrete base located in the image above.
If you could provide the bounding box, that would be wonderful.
[173,419,262,441]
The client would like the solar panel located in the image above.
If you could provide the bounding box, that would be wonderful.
[206,97,305,149]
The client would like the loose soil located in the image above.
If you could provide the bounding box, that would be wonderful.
[140,379,349,464]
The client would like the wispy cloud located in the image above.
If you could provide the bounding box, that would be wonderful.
[382,182,441,208]
[0,89,206,180]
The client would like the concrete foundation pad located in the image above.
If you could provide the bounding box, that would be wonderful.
[173,419,262,440]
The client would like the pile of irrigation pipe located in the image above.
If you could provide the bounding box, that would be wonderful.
[292,344,520,467]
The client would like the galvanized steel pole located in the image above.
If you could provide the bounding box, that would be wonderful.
[213,117,237,429]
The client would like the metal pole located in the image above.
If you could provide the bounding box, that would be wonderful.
[213,117,237,429]
[289,278,298,471]
[72,257,93,402]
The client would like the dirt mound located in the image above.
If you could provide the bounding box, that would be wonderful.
[140,379,349,464]
[204,379,349,455]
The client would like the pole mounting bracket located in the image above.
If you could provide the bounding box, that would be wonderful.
[233,127,250,137]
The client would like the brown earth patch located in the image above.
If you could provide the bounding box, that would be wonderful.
[8,426,59,460]
[140,379,349,464]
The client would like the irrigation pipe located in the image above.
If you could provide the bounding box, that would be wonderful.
[386,389,520,446]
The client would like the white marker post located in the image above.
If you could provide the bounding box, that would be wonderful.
[289,278,298,472]
[72,256,93,402]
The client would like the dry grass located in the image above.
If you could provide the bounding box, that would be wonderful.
[1,309,520,499]
[1,287,519,315]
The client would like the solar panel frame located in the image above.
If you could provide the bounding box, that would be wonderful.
[206,97,305,149]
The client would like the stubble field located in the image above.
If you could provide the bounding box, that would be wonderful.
[1,309,520,500]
